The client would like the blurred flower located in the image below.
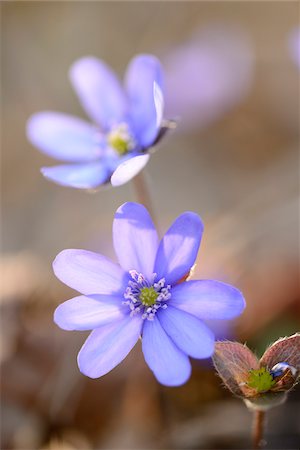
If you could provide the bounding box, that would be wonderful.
[163,25,253,131]
[53,202,245,386]
[27,55,170,189]
[288,28,300,69]
[213,334,300,410]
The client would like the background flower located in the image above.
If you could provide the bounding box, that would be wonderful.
[288,27,300,69]
[163,25,253,132]
[27,55,166,189]
[54,202,245,386]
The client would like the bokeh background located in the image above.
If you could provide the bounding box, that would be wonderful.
[1,2,299,449]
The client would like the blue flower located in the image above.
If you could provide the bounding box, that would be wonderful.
[27,55,167,189]
[53,203,246,386]
[289,27,300,70]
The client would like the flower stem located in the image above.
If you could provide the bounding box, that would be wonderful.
[252,410,266,449]
[132,172,156,222]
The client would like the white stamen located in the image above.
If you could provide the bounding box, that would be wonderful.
[124,271,172,321]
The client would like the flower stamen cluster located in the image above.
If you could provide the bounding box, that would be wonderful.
[123,270,171,320]
[107,123,136,156]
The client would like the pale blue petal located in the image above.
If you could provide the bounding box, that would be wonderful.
[70,56,127,129]
[125,55,164,148]
[158,306,214,359]
[27,112,102,162]
[54,294,126,331]
[41,162,109,189]
[113,202,158,280]
[142,317,191,386]
[170,280,246,320]
[111,154,150,186]
[53,249,128,295]
[153,82,164,129]
[154,212,204,285]
[77,314,143,378]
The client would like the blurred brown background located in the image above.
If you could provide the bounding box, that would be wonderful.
[1,2,300,449]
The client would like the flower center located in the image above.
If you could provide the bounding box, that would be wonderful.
[139,287,158,306]
[123,270,171,320]
[247,367,276,393]
[107,123,136,156]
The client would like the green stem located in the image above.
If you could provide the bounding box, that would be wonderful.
[252,410,266,449]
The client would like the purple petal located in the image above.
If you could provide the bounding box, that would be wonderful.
[41,162,109,189]
[170,280,246,320]
[53,249,128,295]
[27,112,102,162]
[164,26,253,131]
[125,54,164,148]
[77,314,142,378]
[153,82,164,129]
[70,56,127,130]
[154,212,203,285]
[159,306,214,359]
[110,154,150,186]
[54,294,126,331]
[288,28,300,69]
[142,317,191,386]
[113,202,158,280]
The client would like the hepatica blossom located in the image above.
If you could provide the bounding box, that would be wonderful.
[163,25,253,131]
[53,202,245,386]
[27,55,167,188]
[288,27,300,70]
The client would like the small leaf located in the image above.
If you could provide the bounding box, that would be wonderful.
[212,341,259,397]
[260,333,300,372]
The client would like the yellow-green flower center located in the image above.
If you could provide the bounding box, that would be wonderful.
[247,367,276,393]
[139,287,159,306]
[108,134,129,155]
[107,123,135,156]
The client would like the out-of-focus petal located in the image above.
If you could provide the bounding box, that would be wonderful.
[110,154,150,186]
[159,306,214,359]
[113,202,158,280]
[164,26,253,131]
[170,280,245,319]
[154,212,203,285]
[77,314,142,378]
[54,294,126,331]
[125,54,164,148]
[288,28,300,69]
[53,249,128,295]
[41,162,109,189]
[142,316,191,386]
[154,82,164,128]
[70,56,128,130]
[27,112,102,162]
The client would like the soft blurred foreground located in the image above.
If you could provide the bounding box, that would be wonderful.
[1,2,300,449]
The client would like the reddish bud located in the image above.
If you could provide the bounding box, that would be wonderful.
[212,334,300,410]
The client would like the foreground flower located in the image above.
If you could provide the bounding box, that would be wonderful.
[53,202,245,386]
[213,334,300,410]
[27,55,169,189]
